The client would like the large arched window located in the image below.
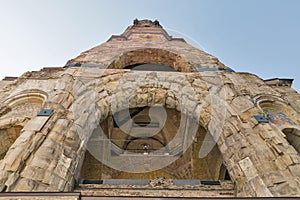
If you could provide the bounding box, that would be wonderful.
[79,106,228,181]
[108,48,193,72]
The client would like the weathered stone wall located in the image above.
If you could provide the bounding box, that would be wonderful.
[0,19,300,198]
[219,72,300,197]
[67,22,227,71]
[0,67,299,197]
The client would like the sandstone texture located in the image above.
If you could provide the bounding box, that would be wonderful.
[0,19,300,198]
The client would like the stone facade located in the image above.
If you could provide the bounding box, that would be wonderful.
[0,19,300,198]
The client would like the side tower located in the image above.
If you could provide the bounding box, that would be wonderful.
[0,19,299,198]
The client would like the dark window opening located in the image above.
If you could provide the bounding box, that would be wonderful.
[224,170,231,180]
[132,121,159,127]
[282,128,300,154]
[113,107,147,127]
[124,63,177,72]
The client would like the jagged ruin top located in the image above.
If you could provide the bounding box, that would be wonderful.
[66,19,232,72]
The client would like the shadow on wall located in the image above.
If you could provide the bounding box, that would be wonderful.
[282,128,300,154]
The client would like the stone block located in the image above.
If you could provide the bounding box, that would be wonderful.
[27,132,45,154]
[219,143,228,154]
[254,145,276,161]
[13,130,35,145]
[23,116,50,132]
[290,154,300,164]
[42,170,52,185]
[262,171,286,186]
[49,174,66,191]
[54,119,71,132]
[4,146,26,171]
[248,176,273,197]
[256,160,279,176]
[11,178,36,192]
[238,157,258,181]
[154,89,167,105]
[268,143,284,156]
[35,183,49,191]
[239,108,260,123]
[225,135,236,147]
[54,154,72,179]
[275,154,293,170]
[170,83,181,93]
[47,131,65,144]
[288,164,300,177]
[231,96,254,114]
[20,166,35,180]
[237,146,252,160]
[0,169,10,184]
[166,96,176,108]
[272,181,300,196]
[52,92,69,105]
[256,124,274,140]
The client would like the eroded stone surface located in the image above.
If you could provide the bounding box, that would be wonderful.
[0,19,299,198]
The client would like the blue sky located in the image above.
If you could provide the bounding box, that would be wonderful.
[0,0,300,91]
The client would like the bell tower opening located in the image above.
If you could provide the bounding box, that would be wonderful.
[108,48,193,72]
[124,63,177,72]
[79,106,229,182]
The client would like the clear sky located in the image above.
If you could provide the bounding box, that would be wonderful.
[1,0,300,91]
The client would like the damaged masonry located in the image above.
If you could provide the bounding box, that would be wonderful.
[0,19,300,199]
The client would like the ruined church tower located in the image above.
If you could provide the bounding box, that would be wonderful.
[0,19,300,199]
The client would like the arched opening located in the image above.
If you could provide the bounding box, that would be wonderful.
[108,48,193,72]
[0,90,46,160]
[282,128,300,154]
[79,106,228,181]
[258,99,299,127]
[258,98,300,155]
[0,125,23,159]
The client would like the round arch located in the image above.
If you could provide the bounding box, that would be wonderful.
[0,89,47,160]
[71,69,230,188]
[3,89,47,107]
[108,48,194,72]
[255,95,300,126]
